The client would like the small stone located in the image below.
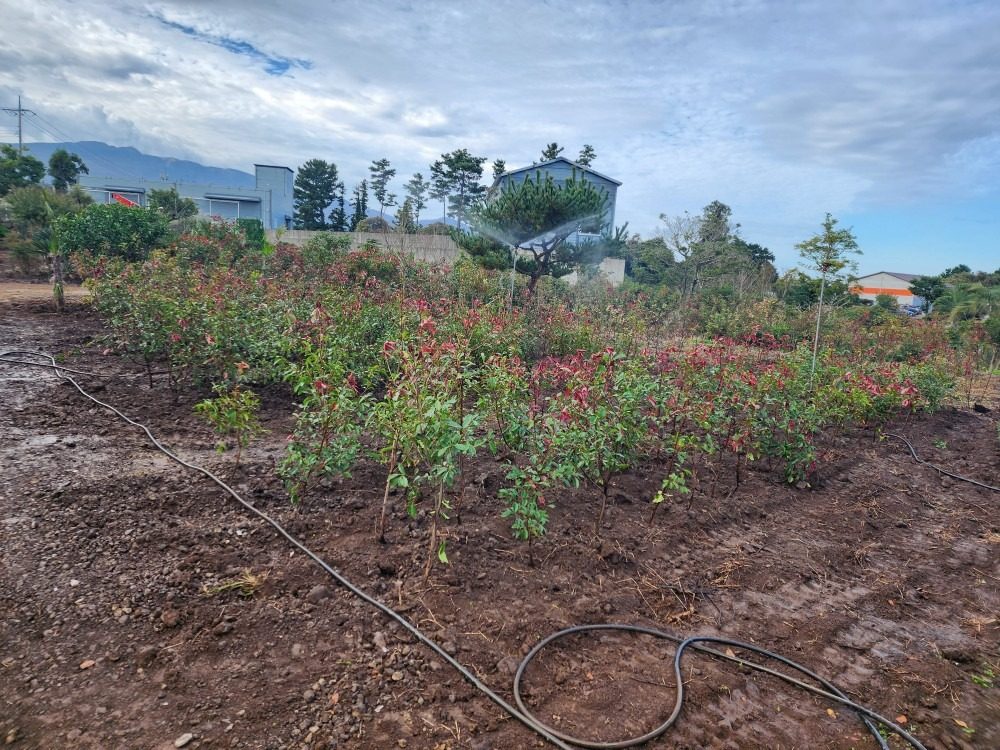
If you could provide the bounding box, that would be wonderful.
[291,643,305,658]
[79,659,96,670]
[303,689,316,702]
[373,631,388,652]
[136,646,158,666]
[306,584,330,603]
[391,670,404,682]
[69,579,81,587]
[160,609,180,628]
[174,733,194,748]
[212,621,234,637]
[66,729,82,741]
[5,728,19,744]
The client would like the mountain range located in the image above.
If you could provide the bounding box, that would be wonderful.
[11,141,257,187]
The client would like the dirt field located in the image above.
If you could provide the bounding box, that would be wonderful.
[1,301,998,750]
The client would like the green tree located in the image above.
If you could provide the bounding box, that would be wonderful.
[47,149,89,192]
[491,159,506,181]
[576,144,596,167]
[349,180,368,230]
[369,158,397,219]
[429,159,450,225]
[147,186,198,221]
[293,159,339,230]
[796,213,861,379]
[471,170,608,293]
[54,203,168,261]
[329,184,348,231]
[404,173,428,227]
[908,275,945,312]
[394,197,417,233]
[441,149,487,231]
[540,143,564,161]
[0,144,45,195]
[627,236,675,286]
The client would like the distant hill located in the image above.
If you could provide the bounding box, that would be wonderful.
[11,141,256,188]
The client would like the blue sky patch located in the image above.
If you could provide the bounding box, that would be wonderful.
[153,14,311,77]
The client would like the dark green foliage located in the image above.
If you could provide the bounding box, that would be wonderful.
[350,180,369,230]
[293,159,339,230]
[369,158,397,218]
[454,230,511,271]
[55,203,168,260]
[404,173,428,226]
[147,187,198,220]
[472,170,607,292]
[628,237,675,285]
[491,159,506,181]
[441,149,487,231]
[236,218,266,251]
[0,144,45,195]
[540,143,564,161]
[577,144,596,167]
[47,149,89,192]
[909,275,945,312]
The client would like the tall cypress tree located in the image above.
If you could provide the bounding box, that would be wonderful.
[349,180,369,230]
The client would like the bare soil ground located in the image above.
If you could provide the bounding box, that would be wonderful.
[2,302,998,750]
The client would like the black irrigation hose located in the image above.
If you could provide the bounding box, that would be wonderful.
[1,350,927,750]
[0,350,161,379]
[884,433,1000,493]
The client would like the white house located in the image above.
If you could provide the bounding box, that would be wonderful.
[850,271,923,307]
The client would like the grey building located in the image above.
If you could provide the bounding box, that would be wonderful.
[492,156,621,242]
[79,164,294,230]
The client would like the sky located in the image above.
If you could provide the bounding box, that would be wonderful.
[1,0,998,276]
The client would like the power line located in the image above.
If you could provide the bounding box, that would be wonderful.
[28,112,144,182]
[1,96,36,153]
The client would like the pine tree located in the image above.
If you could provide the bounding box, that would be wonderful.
[429,160,450,225]
[293,159,339,230]
[492,159,506,181]
[576,145,596,167]
[394,197,416,233]
[329,182,348,231]
[441,149,486,231]
[540,143,564,161]
[404,173,428,227]
[368,158,397,219]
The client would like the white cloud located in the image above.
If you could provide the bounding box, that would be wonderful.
[1,0,998,269]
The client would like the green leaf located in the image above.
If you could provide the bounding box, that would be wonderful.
[437,540,449,564]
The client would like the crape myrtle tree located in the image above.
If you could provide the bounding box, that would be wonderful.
[796,213,861,380]
[470,170,608,293]
[369,158,397,219]
[47,149,89,192]
[293,159,339,230]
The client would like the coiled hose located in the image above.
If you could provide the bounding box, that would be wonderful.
[1,350,938,749]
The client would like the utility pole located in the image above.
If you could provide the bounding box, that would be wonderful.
[2,96,36,153]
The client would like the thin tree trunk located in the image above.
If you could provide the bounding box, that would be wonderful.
[810,273,827,384]
[377,438,398,543]
[51,253,65,313]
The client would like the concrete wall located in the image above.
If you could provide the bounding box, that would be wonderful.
[562,257,626,287]
[266,230,461,265]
